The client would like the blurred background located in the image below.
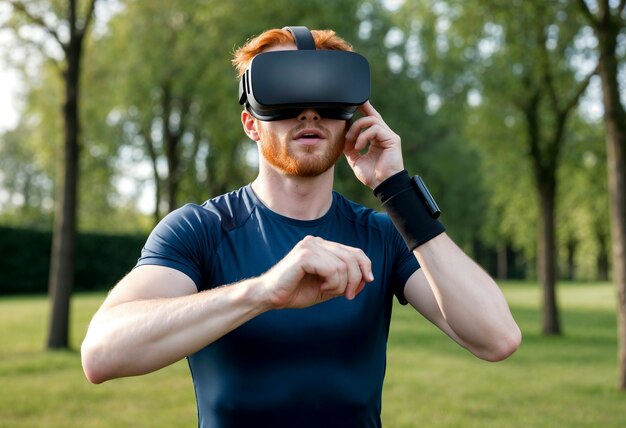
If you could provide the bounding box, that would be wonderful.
[0,0,625,426]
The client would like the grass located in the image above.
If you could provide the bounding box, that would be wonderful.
[1,282,625,427]
[382,281,623,427]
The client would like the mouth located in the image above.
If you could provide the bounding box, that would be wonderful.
[293,128,325,145]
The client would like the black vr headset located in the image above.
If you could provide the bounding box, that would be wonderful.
[238,26,371,121]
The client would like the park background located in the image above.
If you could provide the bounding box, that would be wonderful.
[1,0,625,426]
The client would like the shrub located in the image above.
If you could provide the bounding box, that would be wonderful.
[0,226,147,294]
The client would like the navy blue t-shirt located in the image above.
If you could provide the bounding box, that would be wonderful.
[136,185,420,428]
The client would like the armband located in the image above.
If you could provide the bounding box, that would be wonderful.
[373,170,445,250]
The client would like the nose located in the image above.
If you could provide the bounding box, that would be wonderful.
[298,109,320,121]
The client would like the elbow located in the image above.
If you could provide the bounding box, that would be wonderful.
[476,325,522,362]
[83,369,106,385]
[81,340,114,384]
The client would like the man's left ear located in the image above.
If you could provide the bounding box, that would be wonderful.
[242,110,260,141]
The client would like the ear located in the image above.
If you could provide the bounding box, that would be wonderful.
[242,110,261,142]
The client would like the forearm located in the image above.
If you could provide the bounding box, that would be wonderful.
[414,233,521,361]
[81,278,270,383]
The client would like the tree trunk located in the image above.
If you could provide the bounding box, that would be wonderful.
[46,39,82,350]
[162,85,181,213]
[596,19,626,391]
[523,88,562,336]
[537,177,561,335]
[566,238,577,281]
[596,228,610,281]
[143,127,162,225]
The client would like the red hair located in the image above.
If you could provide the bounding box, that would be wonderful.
[232,28,353,78]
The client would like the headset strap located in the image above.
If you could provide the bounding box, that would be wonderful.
[284,26,316,50]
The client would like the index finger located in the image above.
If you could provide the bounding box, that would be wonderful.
[358,101,383,120]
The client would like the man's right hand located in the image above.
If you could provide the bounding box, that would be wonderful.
[261,236,374,309]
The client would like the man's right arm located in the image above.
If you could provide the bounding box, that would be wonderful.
[80,264,273,383]
[81,236,373,384]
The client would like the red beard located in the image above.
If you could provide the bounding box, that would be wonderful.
[259,124,345,177]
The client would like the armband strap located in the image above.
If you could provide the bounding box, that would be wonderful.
[373,170,446,251]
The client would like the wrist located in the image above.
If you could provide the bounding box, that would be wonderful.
[370,168,405,189]
[239,276,276,313]
[373,169,411,196]
[374,170,445,250]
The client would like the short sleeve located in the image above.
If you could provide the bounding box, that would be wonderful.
[389,220,420,305]
[135,204,213,292]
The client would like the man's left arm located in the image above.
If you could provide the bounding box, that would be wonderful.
[404,235,521,361]
[344,101,521,361]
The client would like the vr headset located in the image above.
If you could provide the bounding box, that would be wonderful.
[238,26,370,121]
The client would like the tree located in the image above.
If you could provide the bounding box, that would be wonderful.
[454,0,594,334]
[577,0,626,390]
[101,1,229,220]
[0,122,54,228]
[519,6,593,334]
[557,114,609,282]
[4,0,98,349]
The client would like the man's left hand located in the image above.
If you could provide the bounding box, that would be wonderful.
[343,101,404,189]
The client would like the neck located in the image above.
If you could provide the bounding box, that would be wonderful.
[251,164,335,221]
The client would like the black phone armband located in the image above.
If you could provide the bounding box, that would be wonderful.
[374,170,445,251]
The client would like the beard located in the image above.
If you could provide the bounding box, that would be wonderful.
[258,124,345,177]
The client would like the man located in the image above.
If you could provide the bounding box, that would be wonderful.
[81,27,521,427]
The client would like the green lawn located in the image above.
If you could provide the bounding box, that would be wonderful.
[1,282,624,427]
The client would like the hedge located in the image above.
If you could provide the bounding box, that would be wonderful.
[0,226,147,295]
